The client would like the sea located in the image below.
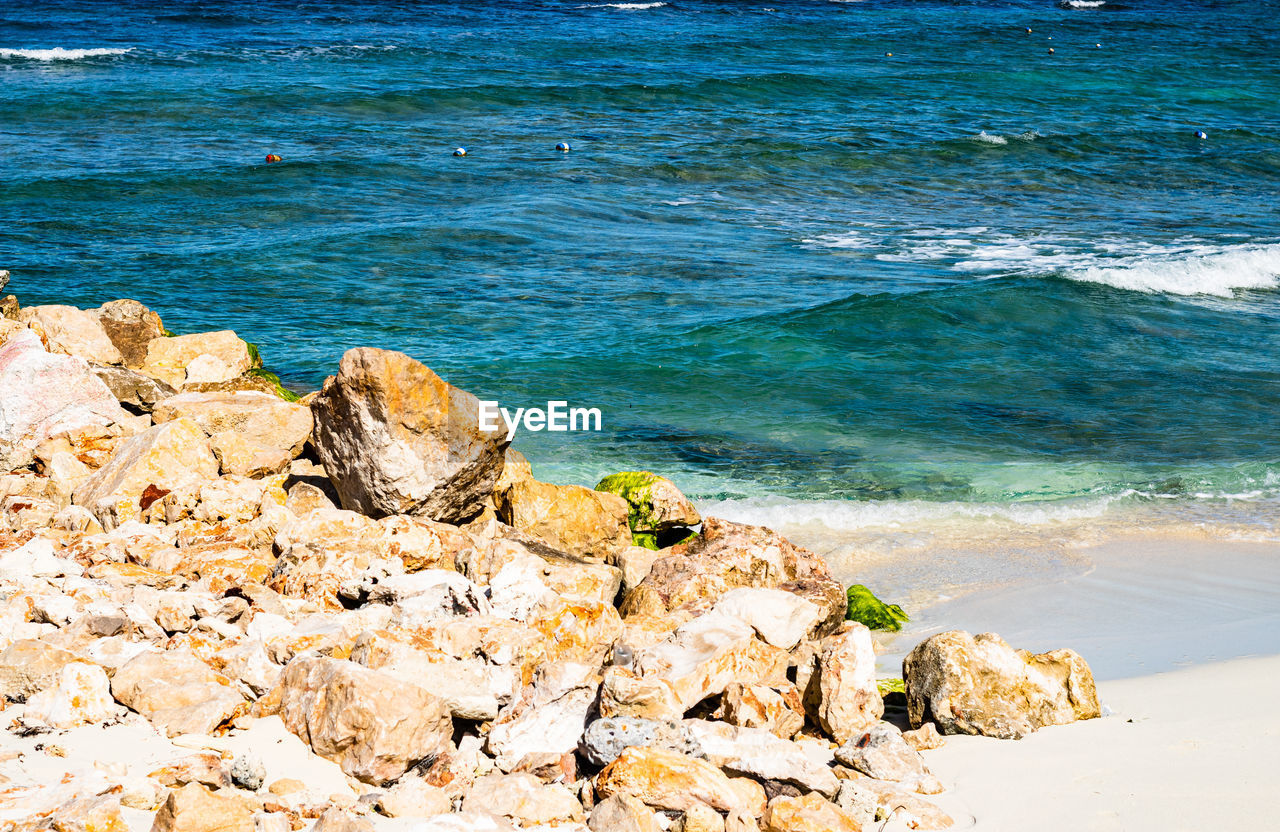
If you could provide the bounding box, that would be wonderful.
[4,0,1280,609]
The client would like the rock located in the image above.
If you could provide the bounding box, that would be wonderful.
[495,478,632,563]
[23,662,117,728]
[903,630,1101,739]
[152,392,312,476]
[148,753,232,790]
[268,509,457,610]
[598,665,684,722]
[844,584,908,632]
[0,329,129,471]
[834,780,953,830]
[686,721,839,798]
[717,683,805,739]
[486,662,599,773]
[285,481,335,514]
[278,656,453,785]
[711,588,824,651]
[596,746,763,815]
[310,808,374,832]
[18,304,123,364]
[150,782,258,832]
[231,753,267,791]
[595,471,701,536]
[94,299,165,368]
[37,794,130,832]
[72,418,219,528]
[621,518,845,636]
[677,803,726,832]
[588,793,661,832]
[761,793,862,832]
[0,639,85,701]
[110,650,246,737]
[902,723,946,752]
[92,366,178,412]
[377,777,451,818]
[632,612,790,713]
[402,814,516,832]
[816,622,883,744]
[141,330,252,389]
[613,545,662,595]
[579,717,701,768]
[463,773,585,825]
[834,722,939,792]
[310,346,508,523]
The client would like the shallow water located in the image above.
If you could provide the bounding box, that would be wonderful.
[4,1,1279,532]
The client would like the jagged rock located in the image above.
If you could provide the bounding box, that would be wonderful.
[711,588,824,651]
[150,783,258,832]
[816,622,883,744]
[716,682,805,739]
[487,662,600,772]
[903,630,1101,740]
[598,665,684,722]
[902,723,946,751]
[268,508,457,610]
[110,649,245,737]
[148,753,233,790]
[579,716,701,768]
[310,346,509,523]
[595,471,701,535]
[152,391,312,476]
[18,304,123,365]
[72,417,219,528]
[495,478,631,563]
[686,721,839,798]
[621,518,845,635]
[94,298,165,368]
[376,777,451,818]
[595,746,764,815]
[285,481,335,514]
[761,793,862,832]
[0,639,86,701]
[140,330,252,389]
[834,780,954,830]
[834,722,941,793]
[613,545,662,595]
[92,365,176,412]
[588,793,661,832]
[30,795,130,832]
[278,656,453,785]
[632,612,790,713]
[22,662,117,728]
[231,753,266,792]
[676,802,726,832]
[463,773,585,825]
[0,329,129,471]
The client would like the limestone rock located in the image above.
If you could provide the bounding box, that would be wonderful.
[463,773,585,825]
[486,662,599,772]
[816,622,883,744]
[0,329,129,471]
[94,299,165,368]
[23,662,117,728]
[686,720,839,798]
[278,656,453,785]
[19,304,123,365]
[110,650,245,737]
[310,808,374,832]
[598,665,684,722]
[834,722,940,792]
[150,783,258,832]
[72,418,219,528]
[579,716,701,768]
[902,723,946,752]
[588,793,661,832]
[676,803,727,832]
[495,478,631,563]
[835,780,953,830]
[717,683,805,739]
[903,630,1100,739]
[377,778,451,818]
[595,471,701,534]
[761,793,862,832]
[141,330,252,389]
[38,794,130,832]
[613,545,662,595]
[310,347,509,523]
[596,746,763,815]
[152,392,312,476]
[621,518,844,635]
[711,588,824,651]
[0,640,87,701]
[91,366,177,412]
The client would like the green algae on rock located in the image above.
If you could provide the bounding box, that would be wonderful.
[846,585,909,632]
[595,471,701,551]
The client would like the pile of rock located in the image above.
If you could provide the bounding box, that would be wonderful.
[0,291,1100,832]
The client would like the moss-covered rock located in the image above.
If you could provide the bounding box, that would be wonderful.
[845,585,909,632]
[248,367,301,402]
[594,471,701,536]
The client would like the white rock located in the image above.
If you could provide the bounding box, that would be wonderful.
[711,587,823,650]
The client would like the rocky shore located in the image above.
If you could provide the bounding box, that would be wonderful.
[0,289,1101,832]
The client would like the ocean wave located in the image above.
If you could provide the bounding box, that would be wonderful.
[0,47,132,61]
[1066,244,1280,296]
[1060,0,1106,8]
[577,2,667,8]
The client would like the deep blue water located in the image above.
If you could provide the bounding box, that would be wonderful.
[3,0,1279,511]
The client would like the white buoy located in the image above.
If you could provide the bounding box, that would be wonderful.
[1195,130,1208,140]
[453,147,467,157]
[556,142,571,152]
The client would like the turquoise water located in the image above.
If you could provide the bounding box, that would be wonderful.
[4,0,1280,515]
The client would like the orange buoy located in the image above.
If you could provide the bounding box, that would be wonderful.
[265,154,283,164]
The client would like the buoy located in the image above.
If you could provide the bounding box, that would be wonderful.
[453,147,467,157]
[556,142,571,152]
[1195,130,1208,140]
[1048,47,1055,54]
[265,154,282,164]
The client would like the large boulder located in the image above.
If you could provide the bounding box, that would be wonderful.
[72,417,219,528]
[153,391,312,476]
[310,347,508,523]
[687,720,840,797]
[816,622,883,744]
[150,783,258,832]
[495,478,631,563]
[23,662,118,728]
[0,639,86,701]
[0,330,129,471]
[595,471,701,536]
[620,518,845,634]
[762,793,863,832]
[595,746,763,815]
[278,656,453,785]
[903,630,1100,739]
[140,330,252,389]
[110,650,245,737]
[94,299,165,368]
[18,304,122,365]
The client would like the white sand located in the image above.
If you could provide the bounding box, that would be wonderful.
[922,653,1280,831]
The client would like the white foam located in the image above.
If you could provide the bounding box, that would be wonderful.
[578,2,666,8]
[0,47,131,61]
[1061,0,1106,8]
[1067,244,1280,296]
[971,131,1008,145]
